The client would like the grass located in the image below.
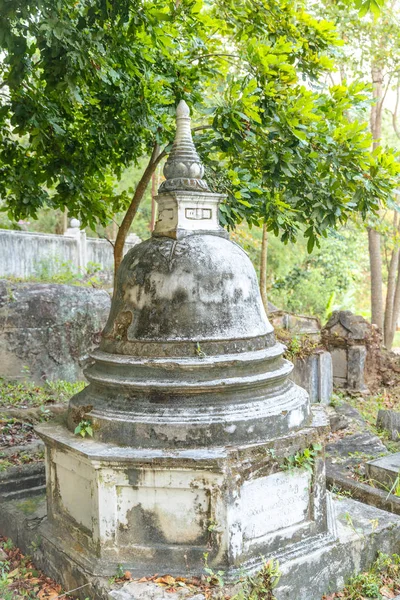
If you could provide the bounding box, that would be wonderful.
[0,378,86,409]
[345,392,400,453]
[323,552,400,599]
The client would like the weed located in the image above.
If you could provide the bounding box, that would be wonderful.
[195,342,207,358]
[203,552,225,587]
[330,392,345,408]
[74,420,93,438]
[108,563,126,585]
[284,443,322,473]
[2,539,14,551]
[233,558,280,600]
[330,484,353,499]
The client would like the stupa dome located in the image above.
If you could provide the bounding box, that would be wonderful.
[100,234,273,357]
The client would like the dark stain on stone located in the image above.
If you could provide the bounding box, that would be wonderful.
[173,288,188,304]
[70,404,93,425]
[111,310,132,341]
[126,468,141,488]
[149,391,169,404]
[119,504,168,545]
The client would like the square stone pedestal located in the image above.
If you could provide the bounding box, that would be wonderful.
[36,407,329,578]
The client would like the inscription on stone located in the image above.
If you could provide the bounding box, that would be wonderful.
[185,207,212,220]
[241,471,311,540]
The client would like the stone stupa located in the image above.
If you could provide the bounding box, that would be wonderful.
[37,101,341,596]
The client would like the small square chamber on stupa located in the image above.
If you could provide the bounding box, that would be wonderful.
[37,100,330,578]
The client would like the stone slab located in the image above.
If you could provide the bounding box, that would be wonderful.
[290,350,333,405]
[366,452,400,489]
[1,492,400,600]
[318,350,333,405]
[326,462,400,515]
[347,345,368,391]
[326,431,388,467]
[109,582,205,600]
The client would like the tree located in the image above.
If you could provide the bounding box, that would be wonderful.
[317,0,400,347]
[1,0,399,288]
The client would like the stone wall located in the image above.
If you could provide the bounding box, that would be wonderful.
[0,280,111,382]
[322,310,379,394]
[0,228,140,280]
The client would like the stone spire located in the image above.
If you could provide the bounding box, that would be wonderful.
[158,100,210,193]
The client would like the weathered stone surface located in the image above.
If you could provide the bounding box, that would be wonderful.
[326,462,400,515]
[326,431,387,466]
[348,345,368,392]
[275,496,400,600]
[334,402,367,426]
[366,453,400,488]
[318,351,333,404]
[109,583,205,600]
[377,409,400,440]
[291,353,318,403]
[291,350,332,404]
[1,492,400,600]
[327,407,348,433]
[330,347,347,382]
[322,310,373,345]
[269,311,321,337]
[0,462,45,500]
[37,405,329,577]
[0,280,110,381]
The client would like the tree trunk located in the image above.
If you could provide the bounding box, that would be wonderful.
[150,168,158,232]
[113,145,164,287]
[368,63,384,331]
[387,258,400,350]
[384,212,399,347]
[369,227,384,330]
[260,223,268,313]
[63,208,68,233]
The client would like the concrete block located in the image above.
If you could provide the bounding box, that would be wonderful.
[291,354,319,402]
[36,418,328,576]
[291,350,333,404]
[347,345,367,391]
[366,453,400,489]
[377,409,400,441]
[330,348,347,381]
[318,351,333,405]
[109,582,205,599]
[1,492,400,600]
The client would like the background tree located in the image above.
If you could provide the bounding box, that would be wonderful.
[318,0,400,347]
[1,0,399,290]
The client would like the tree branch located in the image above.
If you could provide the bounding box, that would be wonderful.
[113,142,166,283]
[192,125,214,133]
[391,75,400,139]
[189,53,240,63]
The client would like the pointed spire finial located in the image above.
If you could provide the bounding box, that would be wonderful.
[158,100,210,193]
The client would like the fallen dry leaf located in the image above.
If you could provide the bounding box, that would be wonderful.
[380,586,396,598]
[155,575,176,586]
